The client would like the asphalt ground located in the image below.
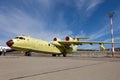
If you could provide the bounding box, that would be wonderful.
[0,55,120,80]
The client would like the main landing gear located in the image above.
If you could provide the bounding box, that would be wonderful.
[62,52,67,57]
[52,53,67,57]
[0,52,2,56]
[25,51,32,56]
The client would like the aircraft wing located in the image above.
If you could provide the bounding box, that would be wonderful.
[52,36,120,47]
[58,41,120,46]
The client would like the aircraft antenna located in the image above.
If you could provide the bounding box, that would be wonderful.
[108,12,115,57]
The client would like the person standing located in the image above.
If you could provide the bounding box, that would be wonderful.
[2,48,6,56]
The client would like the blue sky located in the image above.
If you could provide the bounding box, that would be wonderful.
[0,0,120,49]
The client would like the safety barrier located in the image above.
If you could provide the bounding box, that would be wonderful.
[70,51,120,57]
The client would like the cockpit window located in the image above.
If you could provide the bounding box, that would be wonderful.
[14,37,25,40]
[19,37,25,40]
[15,37,19,39]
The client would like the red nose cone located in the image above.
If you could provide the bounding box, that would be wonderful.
[6,40,14,47]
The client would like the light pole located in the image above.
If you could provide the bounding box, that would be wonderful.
[108,12,115,57]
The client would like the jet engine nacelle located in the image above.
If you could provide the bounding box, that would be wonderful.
[52,38,62,46]
[53,38,61,41]
[65,36,74,41]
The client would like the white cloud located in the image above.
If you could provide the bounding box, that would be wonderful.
[0,8,72,44]
[78,31,87,37]
[74,0,104,16]
[75,0,96,10]
[0,9,43,34]
[89,26,109,41]
[78,26,120,49]
[79,44,100,50]
[86,0,104,11]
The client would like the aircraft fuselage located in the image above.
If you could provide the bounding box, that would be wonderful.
[7,36,63,54]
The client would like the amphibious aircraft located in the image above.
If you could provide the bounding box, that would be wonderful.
[6,35,119,57]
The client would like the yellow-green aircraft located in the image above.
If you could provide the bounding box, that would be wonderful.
[6,35,119,57]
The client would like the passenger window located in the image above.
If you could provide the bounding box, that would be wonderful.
[15,37,19,39]
[19,37,25,40]
[14,37,25,40]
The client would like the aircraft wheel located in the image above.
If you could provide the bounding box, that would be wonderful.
[25,52,32,56]
[52,54,56,57]
[28,53,32,56]
[58,54,61,57]
[63,53,67,57]
[25,52,28,56]
[0,52,2,56]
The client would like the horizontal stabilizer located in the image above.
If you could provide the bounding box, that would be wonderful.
[73,37,89,41]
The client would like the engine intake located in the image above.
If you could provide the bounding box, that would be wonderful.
[52,38,62,46]
[65,36,74,41]
[53,38,61,41]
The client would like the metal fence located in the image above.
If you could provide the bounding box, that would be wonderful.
[70,51,120,57]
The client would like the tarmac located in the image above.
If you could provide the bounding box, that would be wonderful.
[0,55,120,80]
